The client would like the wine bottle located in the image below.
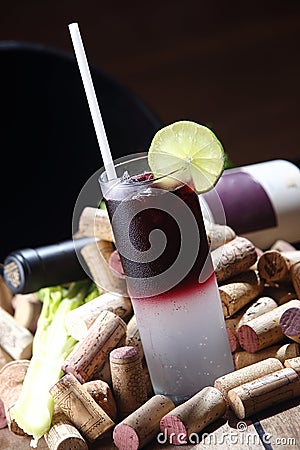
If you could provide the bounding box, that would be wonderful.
[201,159,300,249]
[3,237,93,294]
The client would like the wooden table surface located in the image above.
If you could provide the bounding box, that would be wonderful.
[1,396,299,449]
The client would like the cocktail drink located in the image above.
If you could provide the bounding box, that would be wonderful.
[66,24,232,407]
[99,152,234,405]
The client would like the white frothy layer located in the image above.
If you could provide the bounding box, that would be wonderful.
[132,275,234,404]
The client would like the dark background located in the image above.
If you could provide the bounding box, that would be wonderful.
[2,0,300,165]
[0,0,300,260]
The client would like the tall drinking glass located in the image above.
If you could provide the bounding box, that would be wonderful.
[99,153,234,404]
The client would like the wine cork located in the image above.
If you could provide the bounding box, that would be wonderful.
[226,296,278,353]
[258,250,300,284]
[238,296,278,326]
[159,387,226,445]
[219,270,264,318]
[225,307,247,353]
[109,250,125,279]
[0,398,7,429]
[0,306,33,359]
[225,296,276,353]
[142,359,154,398]
[44,409,88,450]
[12,292,40,309]
[227,367,300,419]
[237,299,300,353]
[249,248,263,271]
[271,240,297,253]
[0,346,13,370]
[83,379,117,421]
[78,206,115,242]
[0,359,30,435]
[204,221,236,251]
[110,346,147,419]
[50,373,115,442]
[291,261,300,299]
[255,247,264,258]
[92,357,112,386]
[214,357,283,402]
[113,394,175,450]
[65,292,132,341]
[233,342,300,369]
[13,293,41,333]
[90,329,126,387]
[0,273,13,315]
[284,356,300,374]
[262,284,297,306]
[226,323,241,353]
[81,240,127,296]
[211,236,258,284]
[126,315,144,357]
[62,310,127,383]
[279,306,300,343]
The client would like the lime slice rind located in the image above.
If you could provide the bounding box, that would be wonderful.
[148,121,224,194]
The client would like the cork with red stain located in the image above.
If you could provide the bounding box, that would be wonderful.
[238,299,300,353]
[113,394,175,450]
[109,250,125,279]
[159,387,226,445]
[280,307,300,343]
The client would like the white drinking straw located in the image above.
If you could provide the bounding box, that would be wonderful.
[68,22,117,180]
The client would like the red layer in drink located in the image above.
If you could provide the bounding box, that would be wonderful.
[105,173,209,299]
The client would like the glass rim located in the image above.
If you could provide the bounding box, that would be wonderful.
[98,152,188,187]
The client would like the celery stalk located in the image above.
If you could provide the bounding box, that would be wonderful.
[9,280,92,447]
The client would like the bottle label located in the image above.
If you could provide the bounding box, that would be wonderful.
[203,169,277,235]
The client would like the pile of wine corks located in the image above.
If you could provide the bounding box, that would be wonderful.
[0,279,40,367]
[70,208,300,442]
[1,205,300,450]
[48,305,154,449]
[113,356,300,447]
[219,236,300,371]
[214,356,300,419]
